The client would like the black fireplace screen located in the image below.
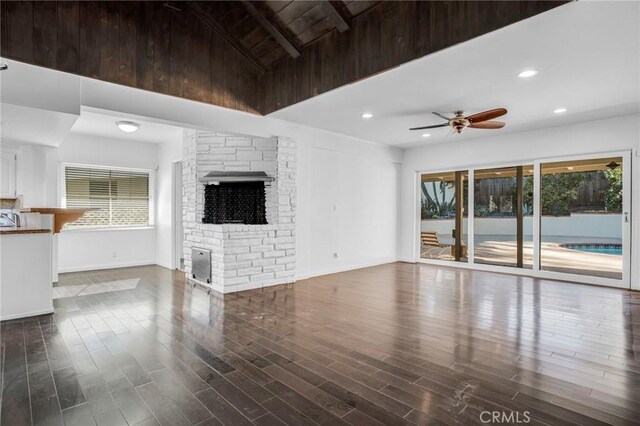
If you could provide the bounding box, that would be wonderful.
[203,182,267,224]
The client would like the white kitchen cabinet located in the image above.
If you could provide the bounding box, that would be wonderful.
[1,151,17,197]
[0,230,53,320]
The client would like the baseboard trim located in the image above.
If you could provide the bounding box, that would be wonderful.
[155,261,174,270]
[186,276,295,294]
[296,258,399,281]
[58,260,157,274]
[59,258,402,287]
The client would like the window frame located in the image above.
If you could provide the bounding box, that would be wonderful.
[59,162,156,231]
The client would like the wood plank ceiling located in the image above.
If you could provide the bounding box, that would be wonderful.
[0,1,568,116]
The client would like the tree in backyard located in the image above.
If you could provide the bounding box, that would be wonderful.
[603,167,622,212]
[523,172,586,216]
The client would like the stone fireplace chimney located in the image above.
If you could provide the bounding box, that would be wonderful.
[182,129,296,293]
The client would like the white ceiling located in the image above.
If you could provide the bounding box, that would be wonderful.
[1,104,79,147]
[0,59,184,147]
[70,109,184,145]
[1,59,81,147]
[269,1,640,147]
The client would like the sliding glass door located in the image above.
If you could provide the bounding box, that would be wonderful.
[420,171,468,262]
[417,151,630,287]
[473,165,533,268]
[539,156,626,280]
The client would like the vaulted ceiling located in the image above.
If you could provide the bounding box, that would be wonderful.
[0,1,567,115]
[188,1,380,69]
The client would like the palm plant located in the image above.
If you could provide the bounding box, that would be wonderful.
[421,181,455,218]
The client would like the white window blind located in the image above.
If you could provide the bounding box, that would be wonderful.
[60,163,155,229]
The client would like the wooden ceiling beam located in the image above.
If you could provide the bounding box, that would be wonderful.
[321,1,350,32]
[186,1,266,73]
[241,0,300,58]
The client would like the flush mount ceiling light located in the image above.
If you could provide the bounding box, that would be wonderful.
[517,69,538,78]
[116,120,140,133]
[553,107,567,114]
[421,133,431,138]
[361,113,373,119]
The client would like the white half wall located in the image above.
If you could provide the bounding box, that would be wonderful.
[400,114,640,289]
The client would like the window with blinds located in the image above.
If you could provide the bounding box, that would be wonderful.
[60,164,155,229]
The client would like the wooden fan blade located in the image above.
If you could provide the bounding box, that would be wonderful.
[468,121,505,129]
[466,108,507,123]
[409,123,449,130]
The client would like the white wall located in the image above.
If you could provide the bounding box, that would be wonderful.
[400,114,640,288]
[10,143,57,207]
[81,75,403,280]
[5,62,402,279]
[152,128,401,281]
[303,145,399,278]
[81,77,403,280]
[55,133,161,272]
[155,140,182,269]
[58,229,156,273]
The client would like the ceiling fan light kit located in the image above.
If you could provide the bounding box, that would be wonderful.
[410,108,507,135]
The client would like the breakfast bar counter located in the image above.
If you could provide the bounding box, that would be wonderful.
[0,227,51,235]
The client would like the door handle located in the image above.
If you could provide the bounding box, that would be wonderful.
[624,212,629,223]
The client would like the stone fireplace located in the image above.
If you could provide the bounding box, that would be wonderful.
[182,129,296,293]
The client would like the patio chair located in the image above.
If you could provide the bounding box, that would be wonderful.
[421,232,453,260]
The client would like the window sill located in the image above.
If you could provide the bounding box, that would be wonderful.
[61,226,155,233]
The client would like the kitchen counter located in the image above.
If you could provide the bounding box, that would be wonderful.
[18,208,91,233]
[0,227,51,235]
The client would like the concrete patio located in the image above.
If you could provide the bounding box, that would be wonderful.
[421,237,622,279]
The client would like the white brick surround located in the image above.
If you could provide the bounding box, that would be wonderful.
[182,129,296,293]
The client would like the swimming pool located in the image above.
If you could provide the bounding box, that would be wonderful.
[561,243,622,256]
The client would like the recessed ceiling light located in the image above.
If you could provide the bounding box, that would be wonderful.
[517,69,538,78]
[116,120,140,133]
[361,113,373,119]
[553,108,567,114]
[421,133,431,138]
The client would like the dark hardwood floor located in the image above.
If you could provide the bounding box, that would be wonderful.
[1,262,639,425]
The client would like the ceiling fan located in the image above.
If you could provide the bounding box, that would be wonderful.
[410,108,507,134]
